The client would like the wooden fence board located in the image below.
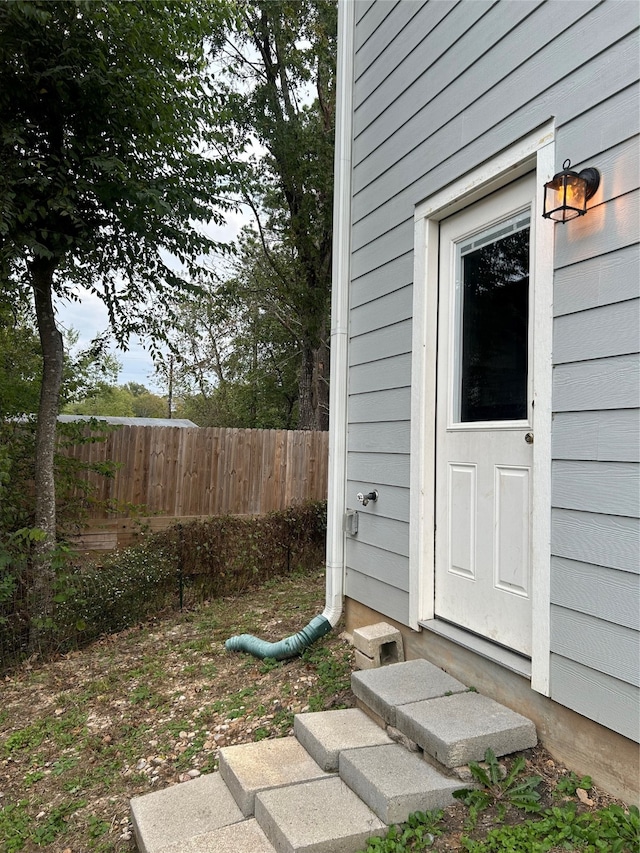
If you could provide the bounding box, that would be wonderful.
[63,426,329,549]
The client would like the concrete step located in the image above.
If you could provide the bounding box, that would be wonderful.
[130,659,538,853]
[351,658,468,727]
[219,736,329,817]
[157,818,277,853]
[255,775,386,853]
[293,707,393,771]
[130,772,244,853]
[339,743,462,824]
[396,690,538,768]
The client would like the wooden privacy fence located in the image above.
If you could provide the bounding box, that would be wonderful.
[65,426,329,550]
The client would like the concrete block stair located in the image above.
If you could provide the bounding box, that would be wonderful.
[131,659,537,853]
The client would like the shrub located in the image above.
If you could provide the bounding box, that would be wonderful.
[0,501,327,672]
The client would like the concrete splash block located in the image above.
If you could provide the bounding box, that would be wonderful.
[352,622,405,669]
[294,708,392,771]
[130,772,244,853]
[219,736,328,817]
[351,659,467,726]
[255,776,386,853]
[339,743,462,824]
[396,692,537,768]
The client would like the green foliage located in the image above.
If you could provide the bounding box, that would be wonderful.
[168,237,304,429]
[0,799,30,853]
[30,800,86,847]
[453,749,543,828]
[157,500,327,600]
[0,0,234,602]
[2,708,87,759]
[86,814,110,841]
[0,300,41,418]
[0,415,120,539]
[1,0,230,311]
[64,385,136,417]
[169,1,338,430]
[460,803,640,853]
[64,381,168,418]
[0,501,327,671]
[301,642,352,710]
[358,811,444,852]
[554,770,593,798]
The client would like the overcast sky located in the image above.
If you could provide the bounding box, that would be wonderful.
[55,207,249,396]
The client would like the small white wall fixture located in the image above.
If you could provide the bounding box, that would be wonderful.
[409,122,556,695]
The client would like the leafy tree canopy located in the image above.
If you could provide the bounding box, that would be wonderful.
[0,0,238,644]
[0,0,232,340]
[206,0,337,429]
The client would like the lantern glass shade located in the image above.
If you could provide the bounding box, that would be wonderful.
[543,160,600,223]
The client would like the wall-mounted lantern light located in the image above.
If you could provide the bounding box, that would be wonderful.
[542,159,600,223]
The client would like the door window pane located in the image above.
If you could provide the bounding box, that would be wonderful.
[456,214,530,422]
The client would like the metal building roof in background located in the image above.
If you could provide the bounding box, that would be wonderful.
[57,415,198,428]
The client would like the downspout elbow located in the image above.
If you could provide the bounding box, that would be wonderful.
[224,614,332,661]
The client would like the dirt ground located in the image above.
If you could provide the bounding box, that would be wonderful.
[0,566,628,852]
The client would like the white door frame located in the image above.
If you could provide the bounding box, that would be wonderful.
[409,122,556,695]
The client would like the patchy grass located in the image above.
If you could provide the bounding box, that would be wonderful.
[0,566,352,852]
[0,565,634,853]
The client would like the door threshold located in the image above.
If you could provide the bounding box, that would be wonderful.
[419,619,532,679]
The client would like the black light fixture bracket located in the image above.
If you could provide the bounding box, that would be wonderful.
[575,166,601,200]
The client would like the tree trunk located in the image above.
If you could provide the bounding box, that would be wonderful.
[28,257,63,654]
[297,338,329,431]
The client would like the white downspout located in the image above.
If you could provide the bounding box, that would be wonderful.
[322,0,354,627]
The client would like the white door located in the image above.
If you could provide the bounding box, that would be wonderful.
[434,175,536,656]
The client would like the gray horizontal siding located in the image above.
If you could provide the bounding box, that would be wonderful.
[554,190,639,268]
[349,319,412,366]
[551,509,639,574]
[552,354,640,413]
[354,0,376,27]
[553,244,639,317]
[348,388,411,423]
[351,227,412,281]
[349,353,411,394]
[348,513,410,559]
[550,655,640,742]
[354,0,590,166]
[551,557,639,631]
[552,461,639,517]
[345,0,639,739]
[348,421,410,455]
[351,7,637,237]
[346,480,409,523]
[552,409,640,462]
[555,82,639,172]
[347,451,410,489]
[551,605,639,687]
[359,42,637,251]
[354,0,501,136]
[354,0,397,51]
[350,257,413,309]
[346,567,410,625]
[350,285,413,335]
[346,538,409,592]
[354,0,435,88]
[553,299,639,365]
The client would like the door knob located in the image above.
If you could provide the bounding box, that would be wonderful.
[524,432,534,444]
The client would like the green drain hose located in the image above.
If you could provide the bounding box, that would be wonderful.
[224,614,333,660]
